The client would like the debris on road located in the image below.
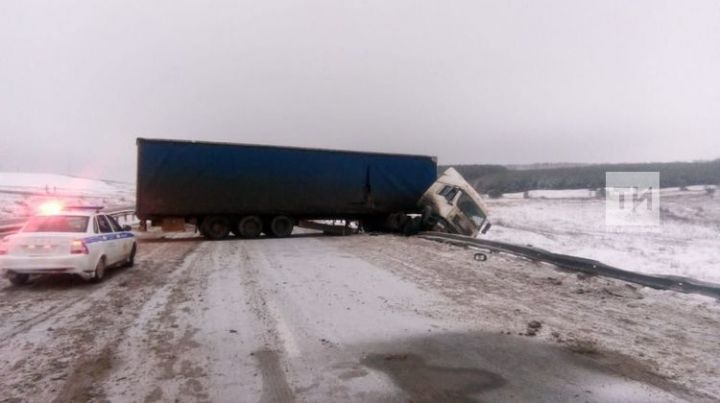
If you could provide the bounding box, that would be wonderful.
[383,354,409,361]
[473,252,488,262]
[525,320,543,336]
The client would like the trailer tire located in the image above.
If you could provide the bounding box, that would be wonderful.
[403,216,423,236]
[201,216,231,240]
[387,212,409,231]
[270,215,294,237]
[238,216,263,239]
[421,205,438,229]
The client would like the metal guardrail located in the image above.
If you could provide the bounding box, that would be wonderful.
[107,209,137,222]
[0,208,137,239]
[418,231,720,299]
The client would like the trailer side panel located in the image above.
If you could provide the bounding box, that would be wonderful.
[136,139,437,219]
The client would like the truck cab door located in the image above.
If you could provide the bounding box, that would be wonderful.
[454,191,489,235]
[439,189,475,235]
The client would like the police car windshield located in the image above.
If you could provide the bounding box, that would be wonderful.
[23,215,89,233]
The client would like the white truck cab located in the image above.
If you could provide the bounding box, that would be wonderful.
[0,205,137,285]
[419,168,491,237]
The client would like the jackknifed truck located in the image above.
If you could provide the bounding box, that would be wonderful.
[136,138,490,239]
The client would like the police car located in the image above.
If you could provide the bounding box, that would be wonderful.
[0,203,136,285]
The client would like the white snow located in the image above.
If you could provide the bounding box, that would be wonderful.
[502,186,717,200]
[503,189,598,199]
[0,172,119,194]
[485,188,720,283]
[0,172,135,221]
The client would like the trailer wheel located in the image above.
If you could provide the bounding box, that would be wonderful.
[387,212,409,231]
[403,216,423,236]
[238,216,263,239]
[269,215,294,237]
[421,206,438,229]
[201,216,231,240]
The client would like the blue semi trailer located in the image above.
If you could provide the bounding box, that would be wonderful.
[136,138,489,239]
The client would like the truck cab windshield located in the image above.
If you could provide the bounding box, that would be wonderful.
[457,192,486,227]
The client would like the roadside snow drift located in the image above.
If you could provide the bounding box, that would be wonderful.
[485,188,720,283]
[0,172,134,221]
[0,172,119,194]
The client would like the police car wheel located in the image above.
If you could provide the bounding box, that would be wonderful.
[126,244,136,267]
[8,272,29,286]
[91,258,106,283]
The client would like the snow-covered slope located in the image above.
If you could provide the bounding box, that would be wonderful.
[0,172,121,194]
[485,189,720,283]
[0,172,134,220]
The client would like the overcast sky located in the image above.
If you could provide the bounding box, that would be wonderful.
[1,0,718,182]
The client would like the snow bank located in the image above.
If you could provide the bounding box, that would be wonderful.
[485,192,720,283]
[0,172,120,194]
[503,189,598,199]
[0,172,135,220]
[503,186,717,200]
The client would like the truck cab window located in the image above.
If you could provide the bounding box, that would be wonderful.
[442,187,459,204]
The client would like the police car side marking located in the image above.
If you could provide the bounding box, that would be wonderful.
[84,232,135,244]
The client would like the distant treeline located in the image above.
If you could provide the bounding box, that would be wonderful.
[440,159,720,195]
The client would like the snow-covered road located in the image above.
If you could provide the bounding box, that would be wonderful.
[0,232,717,402]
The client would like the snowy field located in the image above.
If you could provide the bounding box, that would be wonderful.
[0,172,134,221]
[485,187,720,283]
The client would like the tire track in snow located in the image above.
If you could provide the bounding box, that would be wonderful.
[0,242,173,344]
[101,240,213,402]
[0,239,201,402]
